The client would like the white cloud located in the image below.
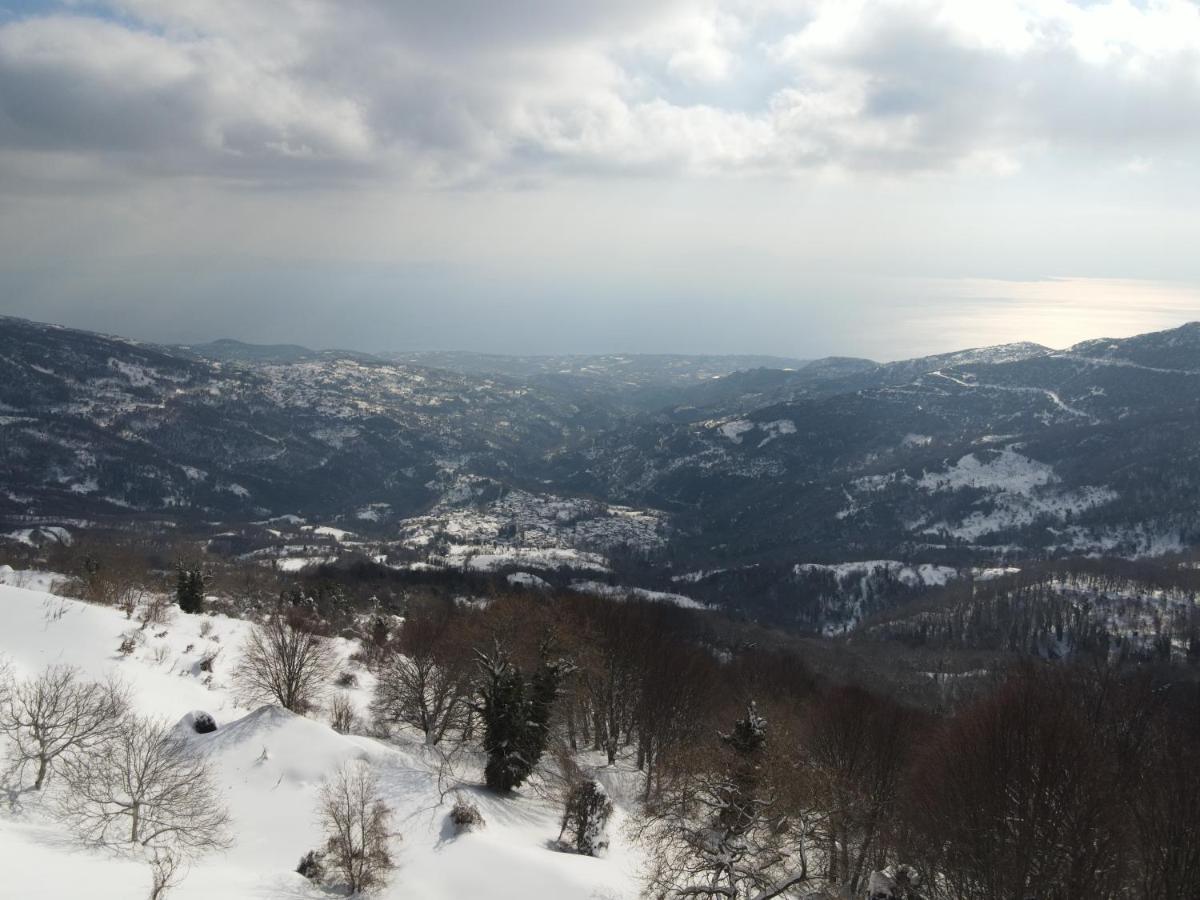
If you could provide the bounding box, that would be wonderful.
[0,0,1197,187]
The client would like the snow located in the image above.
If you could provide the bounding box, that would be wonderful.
[973,566,1022,580]
[302,525,354,541]
[670,568,727,583]
[276,555,338,572]
[506,571,550,589]
[398,476,668,560]
[448,545,610,573]
[710,417,795,447]
[2,526,72,547]
[0,579,644,899]
[355,503,391,521]
[0,566,66,592]
[928,485,1118,542]
[919,447,1055,495]
[569,579,706,609]
[917,447,1117,541]
[756,419,796,447]
[716,419,755,443]
[795,560,958,589]
[109,359,157,387]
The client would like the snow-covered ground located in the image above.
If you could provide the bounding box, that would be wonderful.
[795,560,958,590]
[568,579,706,610]
[0,574,644,899]
[794,561,960,635]
[914,447,1117,541]
[397,476,669,560]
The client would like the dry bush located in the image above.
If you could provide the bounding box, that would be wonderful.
[448,794,484,834]
[139,593,171,628]
[146,846,183,900]
[329,693,358,735]
[319,760,394,894]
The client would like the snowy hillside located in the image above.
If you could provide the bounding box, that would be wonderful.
[7,314,1200,635]
[0,576,643,900]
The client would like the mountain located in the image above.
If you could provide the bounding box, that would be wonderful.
[0,316,623,524]
[4,314,1200,630]
[382,350,814,412]
[659,342,1050,417]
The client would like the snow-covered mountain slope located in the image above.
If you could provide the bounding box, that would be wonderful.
[0,578,643,899]
[7,314,1200,634]
[0,315,629,523]
[860,560,1200,665]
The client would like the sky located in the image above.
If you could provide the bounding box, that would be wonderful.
[1,0,1200,360]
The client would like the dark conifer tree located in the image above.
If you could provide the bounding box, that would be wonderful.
[176,566,205,615]
[474,640,562,793]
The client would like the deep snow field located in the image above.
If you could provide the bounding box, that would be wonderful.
[0,571,643,899]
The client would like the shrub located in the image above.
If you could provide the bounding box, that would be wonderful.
[191,711,217,734]
[449,795,485,834]
[296,849,326,883]
[329,693,357,735]
[319,761,394,894]
[558,779,612,857]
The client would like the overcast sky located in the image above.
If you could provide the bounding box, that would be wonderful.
[2,0,1200,360]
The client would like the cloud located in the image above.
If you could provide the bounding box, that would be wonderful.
[1,0,1199,189]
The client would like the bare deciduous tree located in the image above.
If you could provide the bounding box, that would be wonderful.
[233,614,337,714]
[803,686,916,894]
[319,760,394,895]
[371,652,465,745]
[56,715,230,856]
[905,668,1124,900]
[639,704,813,900]
[370,604,470,745]
[0,665,126,789]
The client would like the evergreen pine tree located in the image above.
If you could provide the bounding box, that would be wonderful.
[474,639,562,793]
[558,779,613,856]
[475,645,527,792]
[522,640,562,773]
[176,566,205,615]
[717,701,767,837]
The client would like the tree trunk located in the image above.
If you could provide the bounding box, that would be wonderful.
[565,702,577,751]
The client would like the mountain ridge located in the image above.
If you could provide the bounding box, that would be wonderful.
[3,314,1200,627]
